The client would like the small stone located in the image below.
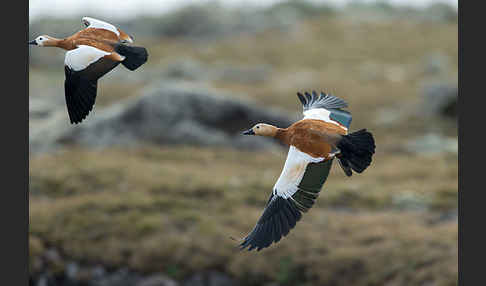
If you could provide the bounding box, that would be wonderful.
[137,274,179,286]
[44,248,61,264]
[423,53,450,76]
[208,271,235,286]
[183,273,205,286]
[36,275,48,286]
[96,268,142,286]
[392,192,428,211]
[65,262,79,280]
[91,265,106,279]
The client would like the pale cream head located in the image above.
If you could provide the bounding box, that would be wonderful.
[243,123,278,137]
[29,35,58,47]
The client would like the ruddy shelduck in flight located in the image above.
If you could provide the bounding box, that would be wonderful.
[29,17,148,124]
[240,91,375,251]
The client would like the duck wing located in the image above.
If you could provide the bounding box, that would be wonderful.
[82,17,132,43]
[240,146,332,251]
[297,91,354,176]
[297,91,352,128]
[82,17,120,35]
[64,45,122,124]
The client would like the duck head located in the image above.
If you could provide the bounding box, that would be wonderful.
[243,123,278,137]
[28,35,58,47]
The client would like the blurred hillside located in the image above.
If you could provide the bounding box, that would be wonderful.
[29,1,457,286]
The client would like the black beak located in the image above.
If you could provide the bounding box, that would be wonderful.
[242,129,255,135]
[28,40,37,45]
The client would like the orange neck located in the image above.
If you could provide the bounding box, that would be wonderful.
[275,128,290,145]
[55,38,76,50]
[43,37,76,50]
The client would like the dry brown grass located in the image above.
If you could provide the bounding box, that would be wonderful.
[30,146,457,285]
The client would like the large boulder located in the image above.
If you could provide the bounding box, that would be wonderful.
[29,82,296,154]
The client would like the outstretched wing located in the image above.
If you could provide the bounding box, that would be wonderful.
[297,91,352,129]
[82,17,120,35]
[82,17,133,43]
[64,45,122,124]
[240,146,333,251]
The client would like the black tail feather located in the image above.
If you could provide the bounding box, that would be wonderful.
[115,44,148,71]
[338,157,353,177]
[337,129,375,174]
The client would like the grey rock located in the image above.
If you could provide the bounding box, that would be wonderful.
[36,275,48,286]
[65,262,80,280]
[138,274,178,286]
[91,265,107,280]
[423,3,458,22]
[404,133,457,155]
[208,271,235,286]
[423,53,451,76]
[30,81,294,154]
[30,257,44,275]
[391,193,429,211]
[95,268,142,286]
[44,248,62,264]
[426,211,458,225]
[183,273,205,286]
[421,82,457,118]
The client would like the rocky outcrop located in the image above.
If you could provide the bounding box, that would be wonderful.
[29,82,295,154]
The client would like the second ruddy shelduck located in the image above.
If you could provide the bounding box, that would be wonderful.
[240,91,376,251]
[29,17,148,124]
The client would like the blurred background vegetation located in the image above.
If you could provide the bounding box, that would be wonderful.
[29,1,457,285]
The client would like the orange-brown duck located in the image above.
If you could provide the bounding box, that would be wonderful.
[240,91,375,251]
[29,17,148,124]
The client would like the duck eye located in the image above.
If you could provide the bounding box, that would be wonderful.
[256,126,260,129]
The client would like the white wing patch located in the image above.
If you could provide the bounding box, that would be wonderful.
[82,17,120,36]
[274,146,325,198]
[65,45,111,71]
[304,108,346,129]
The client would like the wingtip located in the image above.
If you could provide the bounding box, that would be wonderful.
[297,92,307,106]
[297,90,348,110]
